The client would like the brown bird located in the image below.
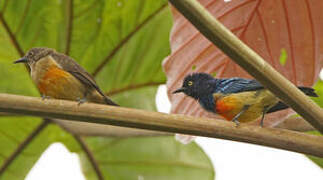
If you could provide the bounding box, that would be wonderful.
[14,47,117,106]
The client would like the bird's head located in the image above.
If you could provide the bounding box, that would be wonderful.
[173,73,215,99]
[14,47,55,67]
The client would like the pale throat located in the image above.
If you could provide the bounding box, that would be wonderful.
[30,55,62,84]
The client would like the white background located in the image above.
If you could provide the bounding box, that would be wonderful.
[26,82,323,180]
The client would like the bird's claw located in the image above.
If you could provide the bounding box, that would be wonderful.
[259,120,264,127]
[232,118,240,127]
[41,95,51,100]
[77,97,87,105]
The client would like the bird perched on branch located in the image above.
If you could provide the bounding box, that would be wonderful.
[14,47,118,106]
[173,73,318,126]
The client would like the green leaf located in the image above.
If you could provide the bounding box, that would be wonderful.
[279,48,288,66]
[78,137,214,180]
[312,80,323,107]
[308,156,323,168]
[211,72,217,77]
[192,65,197,70]
[0,0,214,179]
[111,86,159,111]
[0,117,79,180]
[0,116,42,180]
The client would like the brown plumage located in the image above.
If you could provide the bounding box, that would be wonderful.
[14,47,118,106]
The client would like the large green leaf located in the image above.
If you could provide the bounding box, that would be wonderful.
[0,0,214,179]
[0,116,43,180]
[0,117,80,180]
[78,137,214,180]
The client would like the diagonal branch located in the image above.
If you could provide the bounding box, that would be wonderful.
[106,81,164,96]
[168,0,323,133]
[74,135,103,180]
[1,93,323,157]
[0,119,50,176]
[65,0,74,55]
[92,3,168,77]
[0,13,24,56]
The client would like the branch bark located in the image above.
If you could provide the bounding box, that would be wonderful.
[276,116,315,132]
[0,93,323,157]
[168,0,323,133]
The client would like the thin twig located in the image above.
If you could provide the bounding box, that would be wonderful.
[0,119,50,176]
[0,93,323,157]
[168,0,323,133]
[0,13,24,56]
[74,135,104,180]
[92,3,168,77]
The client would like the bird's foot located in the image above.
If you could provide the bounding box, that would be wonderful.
[260,106,269,127]
[259,119,264,127]
[77,97,87,106]
[41,95,51,100]
[232,118,240,127]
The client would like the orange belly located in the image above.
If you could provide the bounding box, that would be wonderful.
[37,65,84,100]
[214,92,275,123]
[215,97,236,120]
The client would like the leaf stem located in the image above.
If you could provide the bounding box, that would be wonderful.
[74,135,103,180]
[0,119,50,176]
[92,3,168,77]
[0,13,24,56]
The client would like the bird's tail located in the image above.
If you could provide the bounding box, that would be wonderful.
[267,87,318,113]
[297,87,318,97]
[88,91,119,106]
[103,96,119,106]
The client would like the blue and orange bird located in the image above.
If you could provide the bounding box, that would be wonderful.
[173,73,318,126]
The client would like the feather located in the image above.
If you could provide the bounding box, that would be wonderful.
[215,78,263,94]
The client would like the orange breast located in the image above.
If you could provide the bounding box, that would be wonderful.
[37,65,71,97]
[215,96,237,120]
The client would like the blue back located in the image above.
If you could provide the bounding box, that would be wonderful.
[214,78,263,94]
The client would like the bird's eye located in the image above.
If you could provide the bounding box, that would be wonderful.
[188,81,193,86]
[29,52,34,56]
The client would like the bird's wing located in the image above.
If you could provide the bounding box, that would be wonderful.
[215,78,264,94]
[51,53,117,105]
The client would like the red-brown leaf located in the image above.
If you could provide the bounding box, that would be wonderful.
[163,0,323,126]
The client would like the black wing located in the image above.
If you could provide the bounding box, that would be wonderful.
[215,78,264,94]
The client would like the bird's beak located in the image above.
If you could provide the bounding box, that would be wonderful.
[173,87,186,94]
[14,57,28,64]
